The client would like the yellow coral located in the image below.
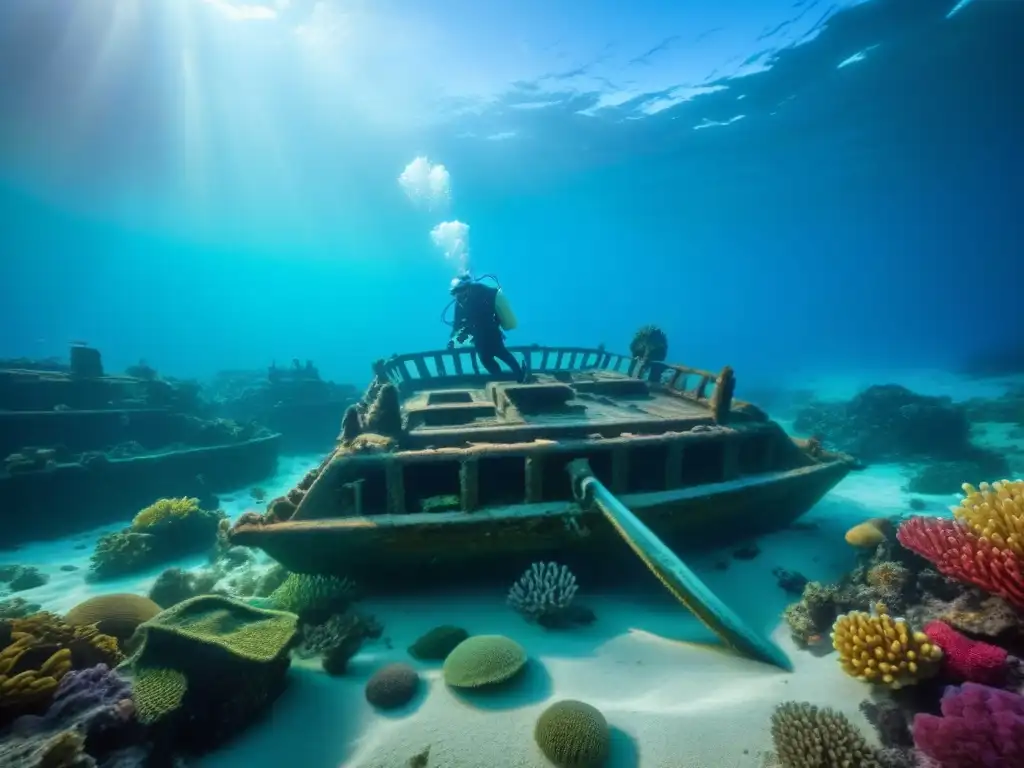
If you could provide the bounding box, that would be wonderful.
[830,604,942,689]
[955,480,1024,559]
[132,497,202,532]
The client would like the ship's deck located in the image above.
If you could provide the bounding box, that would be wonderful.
[401,370,711,436]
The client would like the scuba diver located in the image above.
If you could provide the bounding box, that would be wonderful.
[445,272,529,383]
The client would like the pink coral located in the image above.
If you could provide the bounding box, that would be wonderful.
[924,620,1008,686]
[896,516,1024,609]
[913,683,1024,767]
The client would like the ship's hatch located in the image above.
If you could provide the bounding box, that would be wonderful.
[492,382,576,415]
[427,390,474,405]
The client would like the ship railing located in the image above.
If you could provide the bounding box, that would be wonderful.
[379,345,738,423]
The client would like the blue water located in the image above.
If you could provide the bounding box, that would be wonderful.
[1,0,1023,766]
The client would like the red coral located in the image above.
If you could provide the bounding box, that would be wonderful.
[924,620,1008,686]
[896,516,1024,609]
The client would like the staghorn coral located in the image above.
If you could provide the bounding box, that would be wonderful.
[912,683,1024,767]
[770,701,882,768]
[534,699,610,768]
[120,594,298,754]
[954,479,1024,557]
[442,634,527,689]
[507,562,578,624]
[897,515,1024,609]
[268,573,356,624]
[831,604,942,689]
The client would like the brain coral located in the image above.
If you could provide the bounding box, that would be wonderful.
[534,699,610,767]
[65,593,162,645]
[771,701,881,768]
[831,604,942,689]
[442,635,527,689]
[364,663,419,710]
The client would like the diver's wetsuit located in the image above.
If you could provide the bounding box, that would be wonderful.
[450,283,525,380]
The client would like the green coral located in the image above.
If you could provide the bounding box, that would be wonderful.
[133,667,188,725]
[442,634,527,689]
[132,497,203,531]
[629,324,668,364]
[121,594,298,752]
[268,573,355,623]
[408,625,469,661]
[534,699,610,768]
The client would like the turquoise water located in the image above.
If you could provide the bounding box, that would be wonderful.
[1,1,1023,766]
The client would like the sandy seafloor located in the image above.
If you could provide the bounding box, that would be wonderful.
[2,371,1021,768]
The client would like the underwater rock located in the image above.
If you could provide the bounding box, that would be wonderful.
[148,569,200,610]
[731,543,761,560]
[364,663,419,710]
[904,453,1010,495]
[772,568,809,596]
[793,384,975,463]
[408,625,469,661]
[0,566,49,593]
[0,597,42,620]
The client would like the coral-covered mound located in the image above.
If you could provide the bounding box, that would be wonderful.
[534,699,610,768]
[408,625,469,661]
[64,594,162,646]
[120,594,298,754]
[913,683,1024,767]
[364,663,419,710]
[443,635,527,689]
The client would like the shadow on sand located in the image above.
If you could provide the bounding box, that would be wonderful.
[449,658,554,711]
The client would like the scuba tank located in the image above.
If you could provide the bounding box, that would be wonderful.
[441,273,516,329]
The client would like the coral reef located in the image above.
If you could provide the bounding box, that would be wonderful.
[831,604,942,689]
[769,701,881,768]
[507,562,579,625]
[364,663,419,710]
[0,598,41,620]
[119,594,298,754]
[308,613,383,676]
[0,565,49,593]
[1,613,123,724]
[534,699,610,768]
[408,625,469,661]
[442,635,527,689]
[792,384,1003,469]
[89,497,225,580]
[912,683,1024,767]
[267,573,356,624]
[898,515,1024,610]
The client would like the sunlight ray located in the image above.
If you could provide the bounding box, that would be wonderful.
[75,0,142,116]
[170,0,210,223]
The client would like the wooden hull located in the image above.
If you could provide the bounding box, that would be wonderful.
[231,458,851,589]
[1,434,281,546]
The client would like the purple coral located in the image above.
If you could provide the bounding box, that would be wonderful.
[912,683,1024,767]
[44,663,135,743]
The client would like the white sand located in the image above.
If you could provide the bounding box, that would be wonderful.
[4,371,1018,767]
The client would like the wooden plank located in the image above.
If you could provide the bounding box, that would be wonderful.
[525,455,543,502]
[611,447,629,493]
[666,441,685,488]
[460,458,479,512]
[433,354,447,376]
[386,460,406,514]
